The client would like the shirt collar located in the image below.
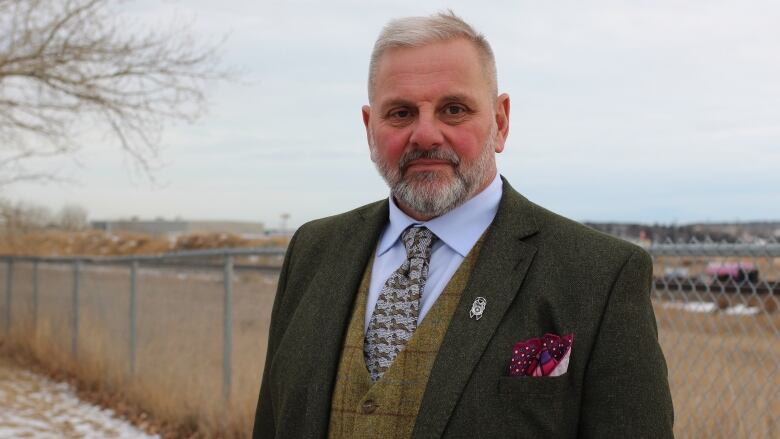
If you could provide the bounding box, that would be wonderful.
[377,173,503,257]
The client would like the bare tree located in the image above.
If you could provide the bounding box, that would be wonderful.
[0,198,53,233]
[0,0,226,184]
[58,203,88,230]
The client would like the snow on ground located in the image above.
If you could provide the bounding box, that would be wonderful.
[661,301,718,313]
[0,357,158,439]
[660,300,761,315]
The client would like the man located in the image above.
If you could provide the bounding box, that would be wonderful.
[254,11,673,439]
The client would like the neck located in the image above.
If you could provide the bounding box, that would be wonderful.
[396,203,436,222]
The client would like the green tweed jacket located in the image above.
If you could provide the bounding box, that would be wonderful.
[253,178,674,438]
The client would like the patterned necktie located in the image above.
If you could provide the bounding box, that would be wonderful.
[364,226,437,382]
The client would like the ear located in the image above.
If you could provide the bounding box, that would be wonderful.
[362,105,374,157]
[362,104,371,129]
[493,93,510,153]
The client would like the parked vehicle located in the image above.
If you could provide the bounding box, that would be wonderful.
[663,267,690,281]
[705,262,759,283]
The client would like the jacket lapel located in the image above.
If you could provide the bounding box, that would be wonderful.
[412,179,540,438]
[298,201,388,437]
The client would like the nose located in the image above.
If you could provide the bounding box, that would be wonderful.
[408,112,444,150]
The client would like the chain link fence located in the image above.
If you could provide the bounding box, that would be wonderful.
[649,239,779,438]
[0,248,285,434]
[0,240,778,437]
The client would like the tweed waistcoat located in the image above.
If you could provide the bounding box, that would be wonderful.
[327,237,485,439]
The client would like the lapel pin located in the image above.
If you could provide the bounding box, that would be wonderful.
[469,297,487,320]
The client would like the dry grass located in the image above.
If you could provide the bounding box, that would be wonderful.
[1,258,778,438]
[0,230,289,257]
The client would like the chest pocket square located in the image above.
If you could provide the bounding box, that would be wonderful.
[508,333,574,377]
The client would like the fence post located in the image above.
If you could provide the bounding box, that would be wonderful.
[4,259,12,334]
[223,254,233,402]
[72,260,81,359]
[32,260,39,330]
[129,260,138,375]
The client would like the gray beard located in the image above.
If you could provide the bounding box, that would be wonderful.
[370,125,496,218]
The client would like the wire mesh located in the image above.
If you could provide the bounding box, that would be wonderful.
[131,258,229,416]
[77,262,132,379]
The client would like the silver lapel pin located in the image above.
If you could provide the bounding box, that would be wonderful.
[469,297,487,320]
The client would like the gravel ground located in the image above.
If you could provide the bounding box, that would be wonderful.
[0,356,158,439]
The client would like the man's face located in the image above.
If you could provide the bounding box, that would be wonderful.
[363,38,510,220]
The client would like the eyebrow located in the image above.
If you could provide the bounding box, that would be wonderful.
[379,98,415,111]
[378,93,478,112]
[439,94,476,105]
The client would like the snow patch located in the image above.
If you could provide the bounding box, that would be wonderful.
[0,360,158,439]
[662,301,718,313]
[660,300,761,316]
[724,304,761,316]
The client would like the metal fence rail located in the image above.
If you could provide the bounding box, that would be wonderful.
[0,242,777,437]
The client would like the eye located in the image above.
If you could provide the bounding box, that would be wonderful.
[443,104,467,116]
[389,108,412,119]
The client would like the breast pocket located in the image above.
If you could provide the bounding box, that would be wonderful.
[497,374,571,396]
[472,374,574,438]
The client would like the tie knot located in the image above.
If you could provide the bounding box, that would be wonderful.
[401,226,436,260]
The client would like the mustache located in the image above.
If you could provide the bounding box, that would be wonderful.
[398,148,460,171]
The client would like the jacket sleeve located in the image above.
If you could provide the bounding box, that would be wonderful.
[253,229,300,438]
[578,248,675,438]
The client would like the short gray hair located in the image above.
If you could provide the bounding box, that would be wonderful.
[367,11,498,102]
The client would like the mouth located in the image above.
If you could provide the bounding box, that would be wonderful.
[404,159,454,172]
[399,148,460,175]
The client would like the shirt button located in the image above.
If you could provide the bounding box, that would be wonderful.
[361,399,378,414]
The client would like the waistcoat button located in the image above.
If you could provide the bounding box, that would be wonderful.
[361,399,378,414]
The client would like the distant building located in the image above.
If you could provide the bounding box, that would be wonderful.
[91,219,265,237]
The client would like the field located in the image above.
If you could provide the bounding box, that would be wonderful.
[1,258,778,437]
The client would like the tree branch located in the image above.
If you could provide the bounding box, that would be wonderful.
[0,0,229,185]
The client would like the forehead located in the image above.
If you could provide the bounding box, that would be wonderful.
[372,39,490,105]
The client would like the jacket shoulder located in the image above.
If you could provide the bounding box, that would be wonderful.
[293,199,387,244]
[539,203,645,252]
[521,198,651,272]
[500,178,647,263]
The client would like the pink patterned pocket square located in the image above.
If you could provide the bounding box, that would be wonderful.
[508,333,574,377]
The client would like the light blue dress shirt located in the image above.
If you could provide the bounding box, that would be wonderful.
[365,173,503,333]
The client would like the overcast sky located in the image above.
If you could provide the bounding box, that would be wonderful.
[7,0,780,229]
